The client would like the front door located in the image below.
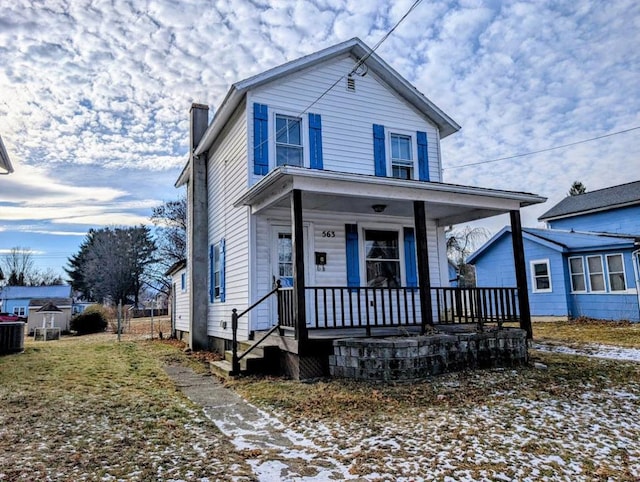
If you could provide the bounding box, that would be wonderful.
[268,224,313,328]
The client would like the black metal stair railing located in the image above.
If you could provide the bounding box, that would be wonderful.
[230,280,282,375]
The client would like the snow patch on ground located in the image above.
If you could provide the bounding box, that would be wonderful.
[533,342,640,362]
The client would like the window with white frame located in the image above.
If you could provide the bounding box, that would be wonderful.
[364,229,401,287]
[213,244,221,299]
[13,306,26,316]
[275,114,303,167]
[530,259,552,292]
[569,257,586,292]
[586,255,605,292]
[606,254,627,291]
[390,133,414,180]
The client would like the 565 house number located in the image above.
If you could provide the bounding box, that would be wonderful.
[321,230,336,237]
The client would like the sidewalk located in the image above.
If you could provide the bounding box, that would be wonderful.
[164,365,359,481]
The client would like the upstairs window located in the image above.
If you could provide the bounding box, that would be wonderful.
[275,115,302,167]
[390,133,413,180]
[364,229,401,287]
[606,254,626,291]
[531,259,552,292]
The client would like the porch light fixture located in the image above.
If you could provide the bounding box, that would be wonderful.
[372,204,387,213]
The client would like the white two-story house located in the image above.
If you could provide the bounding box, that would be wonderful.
[176,38,545,378]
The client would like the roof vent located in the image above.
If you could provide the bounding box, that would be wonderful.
[346,75,356,92]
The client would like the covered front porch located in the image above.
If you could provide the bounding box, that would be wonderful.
[231,166,545,378]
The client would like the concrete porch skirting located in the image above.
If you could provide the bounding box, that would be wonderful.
[329,329,528,381]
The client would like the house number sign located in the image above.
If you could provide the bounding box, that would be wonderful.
[321,230,336,237]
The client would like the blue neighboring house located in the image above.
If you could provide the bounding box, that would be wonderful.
[0,285,73,317]
[468,181,640,322]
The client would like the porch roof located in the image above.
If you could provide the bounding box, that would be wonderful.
[234,166,546,226]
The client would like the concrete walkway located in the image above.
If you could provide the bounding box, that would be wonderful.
[164,365,358,481]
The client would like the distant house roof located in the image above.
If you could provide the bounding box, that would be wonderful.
[177,37,461,187]
[164,259,186,277]
[0,135,14,175]
[29,297,72,308]
[1,285,72,300]
[467,226,636,264]
[37,302,63,312]
[539,180,640,221]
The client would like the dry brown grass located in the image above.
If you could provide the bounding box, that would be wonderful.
[531,319,640,348]
[0,334,253,481]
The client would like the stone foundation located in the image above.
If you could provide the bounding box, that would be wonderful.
[329,329,528,381]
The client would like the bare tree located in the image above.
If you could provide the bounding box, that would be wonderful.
[446,226,490,287]
[1,247,36,286]
[149,196,187,294]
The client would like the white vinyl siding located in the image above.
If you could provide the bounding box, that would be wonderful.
[206,102,250,340]
[173,268,189,333]
[249,55,441,184]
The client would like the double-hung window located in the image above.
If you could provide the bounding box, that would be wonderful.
[390,133,413,180]
[213,244,221,299]
[586,255,605,292]
[606,254,626,291]
[275,115,302,167]
[531,259,551,292]
[364,229,401,287]
[568,257,586,292]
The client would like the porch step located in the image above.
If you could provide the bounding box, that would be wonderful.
[210,343,281,379]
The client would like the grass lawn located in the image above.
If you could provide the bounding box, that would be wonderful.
[0,334,253,481]
[530,319,640,348]
[1,319,639,481]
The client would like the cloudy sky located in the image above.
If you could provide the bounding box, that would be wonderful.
[1,0,639,276]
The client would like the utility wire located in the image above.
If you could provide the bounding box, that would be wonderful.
[445,125,640,170]
[256,0,425,152]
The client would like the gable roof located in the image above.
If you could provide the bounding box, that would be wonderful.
[539,180,640,221]
[467,226,636,264]
[29,297,72,308]
[193,38,460,155]
[0,135,14,175]
[0,285,72,300]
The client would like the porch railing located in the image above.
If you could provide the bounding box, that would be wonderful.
[277,286,520,333]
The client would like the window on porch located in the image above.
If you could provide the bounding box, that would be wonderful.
[364,229,401,287]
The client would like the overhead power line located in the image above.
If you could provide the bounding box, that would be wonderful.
[445,125,640,170]
[257,0,425,152]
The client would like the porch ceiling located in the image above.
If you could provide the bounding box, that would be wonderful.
[234,167,546,226]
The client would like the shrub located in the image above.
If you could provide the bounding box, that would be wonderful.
[71,304,108,335]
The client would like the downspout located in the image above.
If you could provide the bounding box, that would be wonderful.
[632,247,640,321]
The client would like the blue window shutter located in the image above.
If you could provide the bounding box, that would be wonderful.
[308,113,323,169]
[345,224,360,287]
[404,227,418,287]
[417,131,429,181]
[181,273,185,291]
[253,103,268,175]
[373,124,386,177]
[219,238,226,302]
[209,244,214,303]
